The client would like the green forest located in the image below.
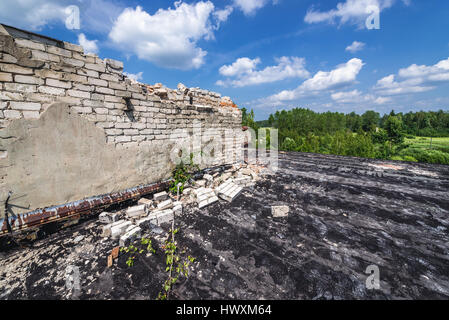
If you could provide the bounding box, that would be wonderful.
[241,108,449,165]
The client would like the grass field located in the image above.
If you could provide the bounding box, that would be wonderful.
[405,136,449,153]
[397,136,449,164]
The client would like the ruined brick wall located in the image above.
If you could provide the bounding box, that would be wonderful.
[0,25,243,219]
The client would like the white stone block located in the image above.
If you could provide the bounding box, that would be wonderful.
[126,204,146,218]
[119,226,142,247]
[110,220,132,239]
[157,199,173,210]
[153,191,168,202]
[272,206,289,218]
[138,197,153,208]
[156,209,174,225]
[99,212,111,224]
[173,202,182,215]
[216,180,242,202]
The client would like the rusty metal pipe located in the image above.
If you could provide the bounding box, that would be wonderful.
[0,180,172,237]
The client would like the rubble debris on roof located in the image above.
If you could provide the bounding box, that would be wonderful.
[1,152,448,300]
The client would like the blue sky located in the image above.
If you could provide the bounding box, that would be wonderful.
[1,0,449,120]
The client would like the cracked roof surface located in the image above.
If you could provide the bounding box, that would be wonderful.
[1,152,449,300]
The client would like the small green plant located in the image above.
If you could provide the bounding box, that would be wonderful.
[120,237,156,267]
[157,228,196,300]
[119,232,195,300]
[169,153,200,196]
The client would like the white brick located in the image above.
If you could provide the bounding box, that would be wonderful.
[46,78,71,89]
[109,82,126,90]
[5,83,36,93]
[64,41,84,53]
[1,53,17,64]
[104,95,123,103]
[105,58,124,70]
[0,63,33,74]
[173,202,182,215]
[85,63,106,72]
[73,83,93,91]
[14,75,43,85]
[124,129,139,135]
[14,39,45,51]
[100,73,121,82]
[4,110,21,119]
[116,122,131,129]
[88,77,108,87]
[115,136,131,143]
[0,72,13,82]
[10,101,41,111]
[83,100,104,108]
[35,69,65,80]
[58,96,82,104]
[0,91,23,101]
[22,111,40,119]
[47,46,72,57]
[62,58,84,68]
[99,212,111,224]
[132,123,146,129]
[119,226,142,247]
[157,199,173,210]
[271,206,289,218]
[111,221,132,239]
[95,87,114,95]
[156,209,174,225]
[105,128,123,135]
[138,198,153,207]
[65,74,87,83]
[73,52,95,63]
[38,86,65,96]
[136,216,157,229]
[71,106,92,114]
[31,50,59,62]
[67,90,90,99]
[126,204,146,218]
[77,69,99,78]
[91,93,105,101]
[154,191,168,201]
[94,108,108,115]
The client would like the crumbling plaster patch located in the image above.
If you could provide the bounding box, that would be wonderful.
[0,102,174,218]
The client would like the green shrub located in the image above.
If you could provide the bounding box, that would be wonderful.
[400,148,449,165]
[282,137,297,151]
[403,156,418,162]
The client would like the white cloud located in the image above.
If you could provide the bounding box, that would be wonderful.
[260,58,364,105]
[124,71,144,82]
[219,57,261,77]
[374,75,433,95]
[0,0,67,30]
[232,0,280,16]
[374,96,392,104]
[331,89,391,104]
[331,89,364,102]
[81,0,125,34]
[109,2,219,70]
[0,0,124,33]
[217,56,310,87]
[304,0,409,28]
[233,0,268,16]
[374,57,449,95]
[78,34,99,54]
[214,5,234,23]
[346,41,365,53]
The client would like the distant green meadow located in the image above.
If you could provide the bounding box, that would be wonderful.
[395,136,449,164]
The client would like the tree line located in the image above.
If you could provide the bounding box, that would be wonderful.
[241,107,449,165]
